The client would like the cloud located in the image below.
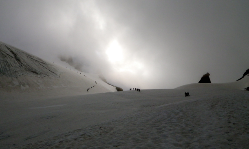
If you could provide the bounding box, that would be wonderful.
[59,55,83,71]
[0,0,249,90]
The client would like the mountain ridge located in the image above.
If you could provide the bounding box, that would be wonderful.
[0,41,116,96]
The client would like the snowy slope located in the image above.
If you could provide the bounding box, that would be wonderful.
[0,76,248,148]
[1,41,249,148]
[0,41,116,97]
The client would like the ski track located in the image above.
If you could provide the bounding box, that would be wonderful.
[29,104,67,109]
[22,91,249,149]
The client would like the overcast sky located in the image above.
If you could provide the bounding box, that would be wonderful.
[0,0,249,89]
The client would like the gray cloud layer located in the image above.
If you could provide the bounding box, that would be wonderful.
[1,0,249,89]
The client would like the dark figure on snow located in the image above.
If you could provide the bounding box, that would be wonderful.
[135,88,137,91]
[138,89,140,92]
[245,87,249,91]
[130,88,131,90]
[185,92,190,97]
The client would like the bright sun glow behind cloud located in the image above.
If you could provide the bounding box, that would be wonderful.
[105,40,145,75]
[106,40,123,62]
[78,0,147,84]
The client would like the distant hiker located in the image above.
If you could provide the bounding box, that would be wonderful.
[185,92,190,97]
[135,88,137,91]
[130,88,131,90]
[95,81,97,84]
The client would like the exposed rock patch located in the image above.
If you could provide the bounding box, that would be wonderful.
[237,69,249,81]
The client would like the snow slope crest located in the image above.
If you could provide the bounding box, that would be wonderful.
[176,75,249,90]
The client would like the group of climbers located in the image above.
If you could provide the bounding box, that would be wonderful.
[87,81,98,92]
[130,88,141,92]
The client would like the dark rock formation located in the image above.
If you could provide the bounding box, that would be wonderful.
[116,87,123,91]
[198,73,211,83]
[99,75,123,91]
[237,69,249,81]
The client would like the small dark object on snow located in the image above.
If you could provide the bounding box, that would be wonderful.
[185,92,190,97]
[245,87,249,91]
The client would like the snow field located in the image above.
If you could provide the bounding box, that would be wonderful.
[18,88,249,149]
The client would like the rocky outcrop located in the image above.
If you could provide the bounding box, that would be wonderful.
[116,87,123,91]
[237,69,249,81]
[198,73,211,83]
